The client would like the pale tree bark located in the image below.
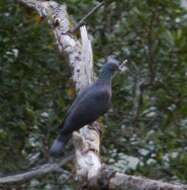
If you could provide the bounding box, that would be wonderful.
[18,0,101,185]
[100,168,187,190]
[0,0,186,189]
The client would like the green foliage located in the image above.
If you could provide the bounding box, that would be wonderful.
[0,0,187,188]
[0,1,71,172]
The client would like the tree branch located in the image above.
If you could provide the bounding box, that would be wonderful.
[70,2,104,33]
[106,170,187,190]
[18,0,101,184]
[0,154,73,184]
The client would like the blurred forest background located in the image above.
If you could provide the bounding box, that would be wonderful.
[0,0,187,189]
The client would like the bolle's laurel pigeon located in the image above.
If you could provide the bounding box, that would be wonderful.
[50,58,121,156]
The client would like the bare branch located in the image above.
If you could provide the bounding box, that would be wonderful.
[0,154,74,184]
[70,2,104,33]
[80,25,94,85]
[108,172,187,190]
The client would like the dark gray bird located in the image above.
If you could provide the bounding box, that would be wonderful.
[50,58,120,156]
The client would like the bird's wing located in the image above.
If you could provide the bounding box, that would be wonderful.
[59,85,93,128]
[62,84,111,133]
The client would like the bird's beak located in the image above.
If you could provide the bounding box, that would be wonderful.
[118,59,128,72]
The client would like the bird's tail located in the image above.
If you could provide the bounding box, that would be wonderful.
[50,132,71,157]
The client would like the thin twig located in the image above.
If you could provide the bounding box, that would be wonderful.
[0,154,74,185]
[70,2,104,33]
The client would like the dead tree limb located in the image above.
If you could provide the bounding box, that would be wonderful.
[70,2,104,33]
[105,170,187,190]
[0,154,73,184]
[17,0,101,184]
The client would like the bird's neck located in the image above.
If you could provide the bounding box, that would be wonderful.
[98,70,113,84]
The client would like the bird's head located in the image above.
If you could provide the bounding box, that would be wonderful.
[102,57,120,74]
[102,62,120,73]
[99,60,119,81]
[99,56,128,81]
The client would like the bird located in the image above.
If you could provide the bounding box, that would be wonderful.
[50,58,120,156]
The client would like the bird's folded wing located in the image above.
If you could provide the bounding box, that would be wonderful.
[64,86,110,128]
[59,85,93,128]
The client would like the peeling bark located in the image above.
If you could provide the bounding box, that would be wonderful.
[18,0,101,182]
